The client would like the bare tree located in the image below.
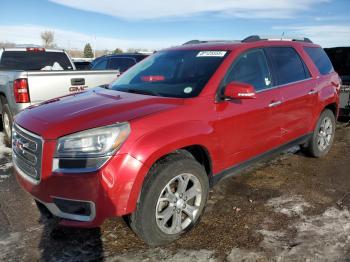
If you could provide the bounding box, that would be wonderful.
[0,41,16,48]
[41,31,55,47]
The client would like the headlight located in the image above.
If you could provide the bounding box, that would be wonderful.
[55,122,130,158]
[53,123,130,172]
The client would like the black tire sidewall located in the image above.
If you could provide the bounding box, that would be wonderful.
[2,104,13,147]
[131,156,209,246]
[310,109,336,157]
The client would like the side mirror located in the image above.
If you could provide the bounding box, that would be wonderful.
[224,81,256,100]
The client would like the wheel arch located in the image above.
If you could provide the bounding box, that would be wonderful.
[125,143,214,214]
[324,102,338,118]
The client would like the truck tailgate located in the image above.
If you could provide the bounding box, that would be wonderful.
[26,70,119,103]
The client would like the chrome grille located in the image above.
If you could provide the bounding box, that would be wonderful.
[12,124,43,182]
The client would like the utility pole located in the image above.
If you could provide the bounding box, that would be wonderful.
[93,36,96,59]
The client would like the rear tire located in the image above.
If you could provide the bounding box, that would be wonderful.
[2,103,13,147]
[129,154,209,246]
[303,109,336,158]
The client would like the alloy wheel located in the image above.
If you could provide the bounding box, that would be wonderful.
[155,173,203,235]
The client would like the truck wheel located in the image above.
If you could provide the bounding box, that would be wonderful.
[303,109,336,158]
[129,154,209,246]
[2,104,13,147]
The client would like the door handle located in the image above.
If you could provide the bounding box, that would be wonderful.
[308,90,318,95]
[268,101,282,108]
[71,78,85,86]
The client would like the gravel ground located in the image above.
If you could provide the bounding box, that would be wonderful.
[0,123,349,262]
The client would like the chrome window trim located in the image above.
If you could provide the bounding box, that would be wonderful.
[35,197,96,222]
[256,77,313,93]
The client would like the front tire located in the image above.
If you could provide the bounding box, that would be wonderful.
[304,109,336,158]
[129,154,209,246]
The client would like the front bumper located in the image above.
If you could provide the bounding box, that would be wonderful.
[15,140,148,227]
[35,197,96,222]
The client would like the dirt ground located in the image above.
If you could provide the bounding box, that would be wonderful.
[0,122,350,262]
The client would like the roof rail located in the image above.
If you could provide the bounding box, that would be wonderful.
[242,35,313,43]
[183,40,236,45]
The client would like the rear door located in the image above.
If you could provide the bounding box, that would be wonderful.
[216,48,284,167]
[265,46,315,142]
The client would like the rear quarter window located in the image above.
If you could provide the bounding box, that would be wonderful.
[304,47,334,75]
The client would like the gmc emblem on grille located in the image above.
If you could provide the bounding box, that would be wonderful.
[14,138,29,154]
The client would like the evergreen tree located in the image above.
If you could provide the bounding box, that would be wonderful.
[113,48,123,54]
[83,43,94,58]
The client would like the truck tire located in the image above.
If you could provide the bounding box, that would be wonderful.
[129,154,209,246]
[2,103,13,147]
[303,109,336,158]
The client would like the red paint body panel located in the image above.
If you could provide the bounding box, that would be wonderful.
[14,40,340,227]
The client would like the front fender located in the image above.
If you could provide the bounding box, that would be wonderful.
[129,120,216,167]
[123,120,218,213]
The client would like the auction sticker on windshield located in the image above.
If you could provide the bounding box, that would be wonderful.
[197,51,227,57]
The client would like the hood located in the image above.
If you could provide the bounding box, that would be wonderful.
[15,87,183,139]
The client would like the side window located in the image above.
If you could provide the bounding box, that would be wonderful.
[304,47,334,75]
[225,49,272,91]
[92,59,108,70]
[267,47,309,85]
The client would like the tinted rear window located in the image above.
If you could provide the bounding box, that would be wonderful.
[0,51,73,70]
[267,47,310,85]
[74,61,91,70]
[304,47,334,75]
[324,47,350,76]
[108,57,136,72]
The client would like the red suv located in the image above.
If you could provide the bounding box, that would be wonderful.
[14,35,340,246]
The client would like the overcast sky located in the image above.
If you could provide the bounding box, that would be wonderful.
[0,0,349,50]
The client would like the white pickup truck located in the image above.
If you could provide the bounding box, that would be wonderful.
[0,47,119,145]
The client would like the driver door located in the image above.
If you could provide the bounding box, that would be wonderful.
[216,48,284,168]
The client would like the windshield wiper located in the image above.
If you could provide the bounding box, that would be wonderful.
[127,88,162,97]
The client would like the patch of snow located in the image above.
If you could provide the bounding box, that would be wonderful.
[106,248,216,262]
[0,162,13,171]
[266,195,311,218]
[0,232,22,260]
[262,196,350,261]
[0,132,13,182]
[226,248,265,262]
[0,133,12,156]
[227,195,350,261]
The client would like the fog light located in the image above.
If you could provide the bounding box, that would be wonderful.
[53,198,92,216]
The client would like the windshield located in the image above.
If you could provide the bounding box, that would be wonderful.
[109,50,229,98]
